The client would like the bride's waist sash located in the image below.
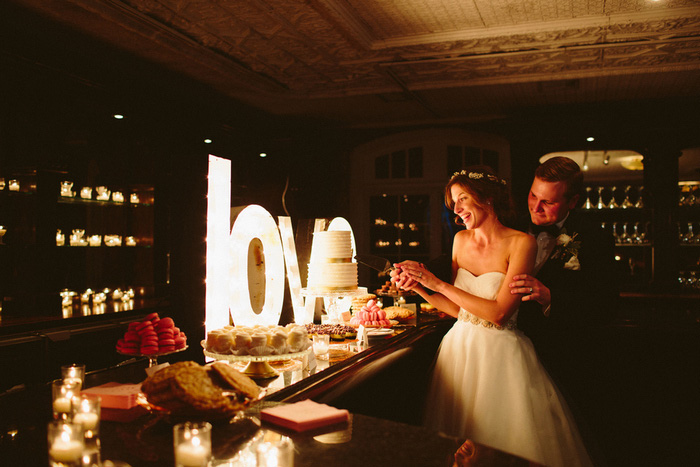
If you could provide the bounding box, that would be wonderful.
[458,309,517,331]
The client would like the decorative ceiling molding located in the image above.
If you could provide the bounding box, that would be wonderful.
[6,0,700,126]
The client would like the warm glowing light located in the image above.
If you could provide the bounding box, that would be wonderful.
[259,153,267,158]
[204,139,212,144]
[229,205,285,326]
[586,136,595,142]
[206,155,232,333]
[113,114,124,120]
[278,216,308,323]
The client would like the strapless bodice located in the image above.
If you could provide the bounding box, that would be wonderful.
[454,269,517,331]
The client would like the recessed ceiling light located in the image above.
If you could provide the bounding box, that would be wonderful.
[204,139,212,144]
[259,153,267,158]
[113,114,124,120]
[586,136,595,142]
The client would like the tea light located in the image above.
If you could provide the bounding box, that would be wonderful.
[80,187,92,199]
[0,226,6,245]
[52,380,81,419]
[130,193,140,203]
[125,236,136,246]
[95,187,110,201]
[256,436,294,467]
[72,395,100,438]
[173,422,211,467]
[313,334,330,359]
[88,235,101,247]
[61,364,85,390]
[8,179,19,191]
[48,421,84,465]
[112,191,124,203]
[0,178,5,190]
[80,290,93,304]
[112,289,123,300]
[56,230,65,246]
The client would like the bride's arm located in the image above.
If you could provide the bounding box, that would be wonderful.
[401,234,536,326]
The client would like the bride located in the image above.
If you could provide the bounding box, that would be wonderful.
[392,167,593,467]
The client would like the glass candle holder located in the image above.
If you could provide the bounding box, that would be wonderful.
[56,230,65,246]
[47,421,85,467]
[112,191,124,203]
[61,364,85,390]
[256,436,294,467]
[8,179,19,191]
[88,235,102,247]
[125,236,137,246]
[60,181,74,197]
[313,334,330,360]
[130,193,140,204]
[95,186,110,201]
[80,187,92,199]
[52,380,81,420]
[173,422,212,467]
[0,178,5,190]
[0,225,6,245]
[71,395,100,440]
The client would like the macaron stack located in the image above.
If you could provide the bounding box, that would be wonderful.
[116,313,188,355]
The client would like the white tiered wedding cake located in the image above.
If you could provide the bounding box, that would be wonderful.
[306,230,357,292]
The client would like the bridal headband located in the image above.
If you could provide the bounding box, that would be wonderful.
[451,170,507,185]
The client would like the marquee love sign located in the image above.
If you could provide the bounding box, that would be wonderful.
[205,155,356,331]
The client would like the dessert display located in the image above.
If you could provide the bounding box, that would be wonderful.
[140,361,260,418]
[116,313,187,355]
[304,323,357,341]
[348,299,392,328]
[204,324,310,356]
[306,230,358,292]
[383,306,416,322]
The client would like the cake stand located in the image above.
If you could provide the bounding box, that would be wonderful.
[301,288,363,324]
[117,345,188,368]
[202,342,311,380]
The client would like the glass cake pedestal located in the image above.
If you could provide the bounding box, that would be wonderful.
[202,342,311,380]
[301,288,363,324]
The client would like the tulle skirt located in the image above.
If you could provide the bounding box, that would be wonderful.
[425,320,593,467]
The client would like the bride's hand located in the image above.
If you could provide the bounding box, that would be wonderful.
[395,261,436,290]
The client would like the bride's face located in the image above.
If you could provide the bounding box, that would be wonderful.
[451,184,489,229]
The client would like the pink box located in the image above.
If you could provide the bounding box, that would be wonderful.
[82,382,141,410]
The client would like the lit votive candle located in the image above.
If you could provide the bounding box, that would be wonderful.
[8,179,19,191]
[56,230,65,246]
[48,421,84,465]
[61,364,85,390]
[52,380,81,419]
[80,187,92,199]
[88,235,101,247]
[173,422,211,467]
[112,191,124,203]
[71,395,100,438]
[130,193,140,203]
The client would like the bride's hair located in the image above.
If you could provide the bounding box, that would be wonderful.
[445,165,515,226]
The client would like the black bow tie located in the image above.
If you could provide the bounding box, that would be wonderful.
[530,223,560,236]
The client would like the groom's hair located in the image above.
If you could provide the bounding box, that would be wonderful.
[535,156,583,201]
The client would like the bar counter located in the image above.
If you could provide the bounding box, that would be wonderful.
[0,317,538,466]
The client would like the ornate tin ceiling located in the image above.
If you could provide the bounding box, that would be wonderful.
[8,0,700,128]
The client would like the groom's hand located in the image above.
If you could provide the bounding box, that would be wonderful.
[509,274,551,308]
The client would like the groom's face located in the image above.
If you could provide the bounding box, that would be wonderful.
[528,177,578,226]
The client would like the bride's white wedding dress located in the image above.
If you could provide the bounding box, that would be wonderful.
[425,268,593,467]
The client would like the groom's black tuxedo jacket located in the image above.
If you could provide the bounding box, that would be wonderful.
[517,211,618,356]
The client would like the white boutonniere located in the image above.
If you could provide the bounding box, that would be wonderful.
[551,230,581,270]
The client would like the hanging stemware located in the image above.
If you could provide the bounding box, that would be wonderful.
[621,186,634,209]
[596,186,605,210]
[607,186,619,209]
[635,186,645,209]
[583,187,593,210]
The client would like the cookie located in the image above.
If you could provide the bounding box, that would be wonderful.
[208,362,260,399]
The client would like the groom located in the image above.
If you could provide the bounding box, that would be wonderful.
[509,157,617,402]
